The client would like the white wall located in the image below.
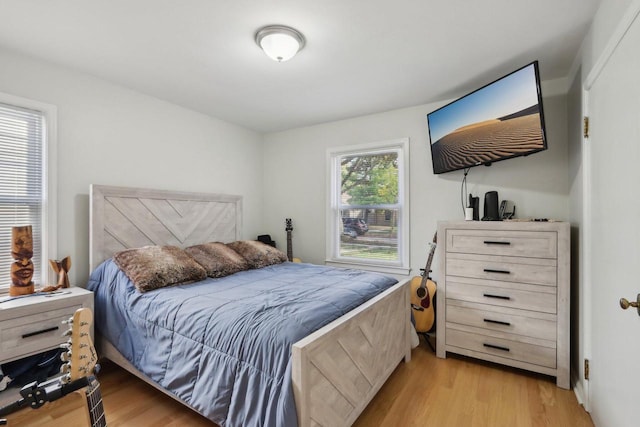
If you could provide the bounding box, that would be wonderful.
[262,92,569,280]
[580,0,635,75]
[0,48,263,285]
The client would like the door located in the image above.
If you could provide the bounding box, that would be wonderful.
[587,8,640,427]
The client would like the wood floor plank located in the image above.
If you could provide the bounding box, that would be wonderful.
[2,339,592,426]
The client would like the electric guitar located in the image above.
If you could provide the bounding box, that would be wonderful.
[410,233,437,333]
[285,218,302,263]
[64,308,105,426]
[0,308,105,426]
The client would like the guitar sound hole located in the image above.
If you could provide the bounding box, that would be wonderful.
[416,287,426,298]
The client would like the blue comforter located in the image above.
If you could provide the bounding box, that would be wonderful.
[87,260,398,427]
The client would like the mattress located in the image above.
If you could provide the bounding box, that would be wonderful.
[87,259,398,427]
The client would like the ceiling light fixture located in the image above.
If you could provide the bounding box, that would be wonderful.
[255,25,305,62]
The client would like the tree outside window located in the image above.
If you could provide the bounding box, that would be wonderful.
[340,152,399,261]
[328,138,408,273]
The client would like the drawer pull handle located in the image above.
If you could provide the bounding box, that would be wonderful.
[483,240,511,245]
[483,343,510,352]
[21,326,59,339]
[484,268,511,274]
[483,293,511,300]
[484,318,511,326]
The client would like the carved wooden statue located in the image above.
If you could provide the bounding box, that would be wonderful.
[50,256,71,288]
[38,256,72,293]
[10,225,35,296]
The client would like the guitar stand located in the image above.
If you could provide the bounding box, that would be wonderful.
[0,375,92,424]
[418,332,436,353]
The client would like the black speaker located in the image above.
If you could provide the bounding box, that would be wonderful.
[482,191,500,221]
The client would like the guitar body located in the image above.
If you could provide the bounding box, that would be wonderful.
[410,276,437,332]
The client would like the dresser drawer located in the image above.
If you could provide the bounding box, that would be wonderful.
[446,253,557,286]
[0,305,80,361]
[447,229,557,258]
[446,303,556,341]
[447,279,557,313]
[446,328,556,368]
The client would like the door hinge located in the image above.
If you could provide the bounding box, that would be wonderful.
[584,359,590,380]
[583,116,589,139]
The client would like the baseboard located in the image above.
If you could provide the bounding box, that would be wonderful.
[571,367,589,412]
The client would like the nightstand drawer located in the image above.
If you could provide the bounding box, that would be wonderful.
[0,306,80,361]
[446,253,557,286]
[0,287,94,365]
[446,229,557,258]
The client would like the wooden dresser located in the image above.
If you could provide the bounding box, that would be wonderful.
[436,221,570,389]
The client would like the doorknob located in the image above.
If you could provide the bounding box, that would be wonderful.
[619,294,640,316]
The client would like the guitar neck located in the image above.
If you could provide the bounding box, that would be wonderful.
[85,378,106,427]
[286,231,293,262]
[419,236,437,289]
[424,250,435,278]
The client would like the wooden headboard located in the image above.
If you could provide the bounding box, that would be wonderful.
[89,185,242,271]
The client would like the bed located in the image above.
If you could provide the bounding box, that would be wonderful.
[88,184,411,427]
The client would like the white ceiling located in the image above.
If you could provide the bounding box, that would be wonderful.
[0,0,601,133]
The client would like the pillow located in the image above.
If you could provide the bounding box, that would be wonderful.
[185,242,249,278]
[226,240,288,269]
[113,245,207,293]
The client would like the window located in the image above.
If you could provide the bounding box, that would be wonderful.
[326,138,409,275]
[0,94,56,294]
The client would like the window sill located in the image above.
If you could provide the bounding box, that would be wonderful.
[325,259,411,279]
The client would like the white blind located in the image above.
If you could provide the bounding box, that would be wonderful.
[0,102,44,290]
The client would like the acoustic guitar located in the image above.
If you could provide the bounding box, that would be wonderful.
[410,233,437,333]
[0,308,105,426]
[285,218,302,263]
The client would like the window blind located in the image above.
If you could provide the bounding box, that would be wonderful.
[0,102,44,290]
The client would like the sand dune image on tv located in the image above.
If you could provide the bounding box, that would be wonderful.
[431,104,544,174]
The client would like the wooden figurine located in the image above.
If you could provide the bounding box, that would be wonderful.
[10,225,35,296]
[50,256,71,288]
[39,256,72,293]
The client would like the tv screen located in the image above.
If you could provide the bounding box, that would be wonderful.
[427,61,547,174]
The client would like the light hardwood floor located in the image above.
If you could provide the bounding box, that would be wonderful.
[3,339,593,426]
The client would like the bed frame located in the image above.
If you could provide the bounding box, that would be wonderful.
[89,184,411,427]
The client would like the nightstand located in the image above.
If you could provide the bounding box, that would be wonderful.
[0,287,94,365]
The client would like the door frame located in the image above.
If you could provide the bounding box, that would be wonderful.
[581,0,640,413]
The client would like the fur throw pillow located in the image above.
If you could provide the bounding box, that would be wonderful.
[113,245,207,293]
[226,240,288,269]
[185,242,249,278]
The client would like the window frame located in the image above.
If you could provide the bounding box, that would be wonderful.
[0,92,57,295]
[325,138,410,276]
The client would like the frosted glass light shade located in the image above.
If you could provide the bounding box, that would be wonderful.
[255,25,305,62]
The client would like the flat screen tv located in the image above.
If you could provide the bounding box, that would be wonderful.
[427,61,547,174]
